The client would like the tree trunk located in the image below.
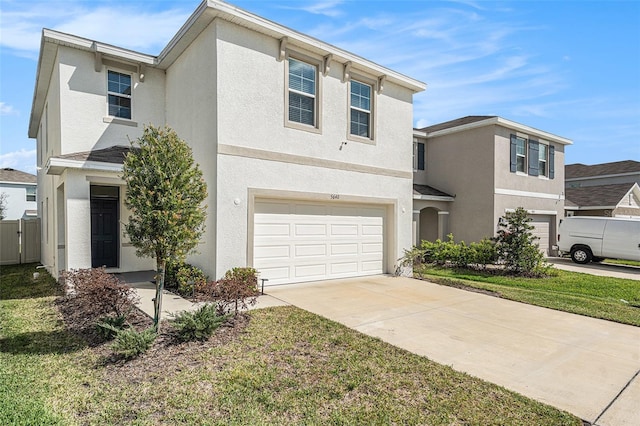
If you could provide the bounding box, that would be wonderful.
[153,258,166,333]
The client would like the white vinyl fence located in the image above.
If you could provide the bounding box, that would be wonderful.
[0,219,41,265]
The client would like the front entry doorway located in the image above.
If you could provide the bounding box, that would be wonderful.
[91,185,119,268]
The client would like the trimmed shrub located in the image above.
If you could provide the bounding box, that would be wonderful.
[110,327,156,359]
[214,267,259,315]
[493,207,548,276]
[60,268,139,319]
[170,303,228,341]
[165,261,207,297]
[96,315,127,340]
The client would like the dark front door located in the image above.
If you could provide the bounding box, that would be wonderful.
[91,189,119,268]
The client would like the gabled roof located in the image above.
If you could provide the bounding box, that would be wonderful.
[413,184,455,201]
[564,183,639,209]
[29,0,426,138]
[414,116,572,146]
[46,146,136,175]
[55,145,134,164]
[566,160,640,179]
[0,168,37,184]
[418,116,497,133]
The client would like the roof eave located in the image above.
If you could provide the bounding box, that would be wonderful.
[46,157,124,175]
[157,0,426,92]
[417,116,572,145]
[29,29,156,139]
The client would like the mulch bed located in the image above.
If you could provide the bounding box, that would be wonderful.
[55,293,250,383]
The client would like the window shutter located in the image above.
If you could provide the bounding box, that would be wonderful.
[510,135,517,173]
[417,142,425,170]
[528,140,539,176]
[549,145,555,179]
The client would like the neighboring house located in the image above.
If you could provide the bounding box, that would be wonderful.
[28,0,426,283]
[0,168,37,220]
[565,160,640,218]
[412,116,572,255]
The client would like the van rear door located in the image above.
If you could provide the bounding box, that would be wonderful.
[602,220,640,261]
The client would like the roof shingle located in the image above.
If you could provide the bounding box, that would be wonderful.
[417,116,497,133]
[0,168,37,184]
[564,183,636,208]
[566,160,640,179]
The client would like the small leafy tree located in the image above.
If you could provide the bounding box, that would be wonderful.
[122,125,208,332]
[0,192,7,220]
[493,207,546,275]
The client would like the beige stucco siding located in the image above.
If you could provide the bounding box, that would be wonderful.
[214,19,414,173]
[57,47,165,156]
[420,126,496,243]
[165,20,220,276]
[215,153,412,280]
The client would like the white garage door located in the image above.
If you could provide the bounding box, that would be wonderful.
[253,200,386,285]
[529,216,550,256]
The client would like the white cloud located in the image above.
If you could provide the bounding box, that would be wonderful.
[0,2,191,56]
[0,102,19,116]
[281,1,345,18]
[0,149,37,173]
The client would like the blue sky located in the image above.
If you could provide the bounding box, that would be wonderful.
[1,0,639,174]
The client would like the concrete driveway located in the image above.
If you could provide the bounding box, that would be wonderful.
[548,257,640,280]
[267,275,640,426]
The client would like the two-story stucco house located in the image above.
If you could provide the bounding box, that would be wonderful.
[412,116,572,255]
[28,0,426,283]
[0,168,37,220]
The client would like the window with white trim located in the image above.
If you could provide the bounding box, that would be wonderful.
[538,143,548,177]
[350,80,372,138]
[288,58,317,126]
[413,141,425,171]
[107,70,132,119]
[26,187,36,202]
[515,136,526,173]
[510,134,555,179]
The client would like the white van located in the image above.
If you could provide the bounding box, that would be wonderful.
[557,216,640,264]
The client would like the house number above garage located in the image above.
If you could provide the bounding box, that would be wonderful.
[330,194,340,199]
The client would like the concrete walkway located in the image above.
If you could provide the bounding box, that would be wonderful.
[267,275,640,426]
[548,257,640,280]
[115,271,288,318]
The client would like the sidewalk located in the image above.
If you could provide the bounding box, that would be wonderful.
[547,257,640,280]
[114,271,288,318]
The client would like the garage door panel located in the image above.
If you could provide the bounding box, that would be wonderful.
[362,242,383,254]
[254,245,290,259]
[363,224,383,235]
[255,200,386,285]
[255,266,291,280]
[331,224,358,236]
[255,223,290,236]
[295,244,326,257]
[294,223,327,236]
[330,243,358,256]
[295,263,327,278]
[331,262,358,274]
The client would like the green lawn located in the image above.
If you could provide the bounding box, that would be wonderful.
[415,264,640,326]
[0,264,580,425]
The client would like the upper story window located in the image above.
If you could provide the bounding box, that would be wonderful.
[26,187,36,202]
[349,80,372,138]
[538,143,548,177]
[510,134,555,179]
[288,58,317,127]
[515,136,527,173]
[107,70,132,120]
[413,141,425,171]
